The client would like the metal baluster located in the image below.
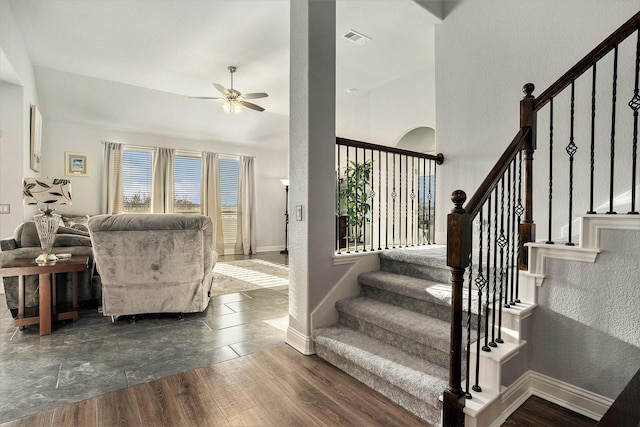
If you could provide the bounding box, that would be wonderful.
[509,160,517,306]
[546,99,555,244]
[473,208,486,393]
[418,158,423,245]
[378,150,382,249]
[370,149,376,250]
[496,176,506,344]
[385,152,389,249]
[465,249,473,399]
[588,64,597,214]
[336,145,341,253]
[489,186,499,348]
[362,149,369,252]
[404,155,409,247]
[392,154,397,248]
[504,165,512,308]
[608,46,619,215]
[566,80,578,246]
[429,160,434,244]
[515,150,524,303]
[398,155,403,247]
[346,146,351,253]
[355,147,360,252]
[484,196,492,352]
[629,29,640,215]
[411,157,416,246]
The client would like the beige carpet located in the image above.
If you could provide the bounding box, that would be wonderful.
[210,258,289,295]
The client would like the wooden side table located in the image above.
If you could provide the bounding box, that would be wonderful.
[0,255,89,335]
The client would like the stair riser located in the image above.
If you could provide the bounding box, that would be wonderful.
[314,343,442,426]
[338,312,450,370]
[380,258,451,284]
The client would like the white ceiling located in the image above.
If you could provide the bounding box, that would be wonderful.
[7,0,438,148]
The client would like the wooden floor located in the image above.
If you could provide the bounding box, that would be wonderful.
[502,395,596,427]
[0,344,427,427]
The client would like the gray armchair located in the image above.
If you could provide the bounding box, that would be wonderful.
[87,214,216,317]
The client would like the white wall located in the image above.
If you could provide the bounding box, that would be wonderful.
[39,120,288,252]
[434,0,639,240]
[337,63,436,146]
[0,0,40,236]
[531,229,640,398]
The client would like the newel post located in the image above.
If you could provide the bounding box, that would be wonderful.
[443,190,471,427]
[520,83,537,269]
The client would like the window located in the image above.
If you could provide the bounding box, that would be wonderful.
[122,149,153,213]
[174,154,202,213]
[219,157,239,243]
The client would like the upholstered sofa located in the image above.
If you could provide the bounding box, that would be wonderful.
[0,219,99,318]
[87,214,216,317]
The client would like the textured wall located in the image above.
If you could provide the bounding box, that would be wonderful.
[530,229,640,398]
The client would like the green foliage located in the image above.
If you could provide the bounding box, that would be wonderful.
[338,160,373,243]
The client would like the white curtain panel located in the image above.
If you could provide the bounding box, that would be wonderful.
[101,141,123,214]
[202,152,225,254]
[152,147,175,213]
[236,156,257,255]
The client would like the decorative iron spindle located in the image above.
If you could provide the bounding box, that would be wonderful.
[427,161,435,244]
[392,154,397,247]
[473,208,485,393]
[509,161,517,306]
[378,150,382,249]
[496,176,506,344]
[410,158,415,246]
[346,147,351,252]
[588,63,597,214]
[566,80,578,246]
[547,98,555,243]
[489,186,499,348]
[483,195,492,352]
[504,165,512,308]
[336,145,341,253]
[629,29,640,215]
[465,251,473,398]
[385,152,389,249]
[432,161,437,244]
[608,46,619,214]
[514,151,524,303]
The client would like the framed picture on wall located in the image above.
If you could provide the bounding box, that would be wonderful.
[30,105,42,172]
[65,152,89,176]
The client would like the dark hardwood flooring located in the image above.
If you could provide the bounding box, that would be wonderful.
[503,395,597,427]
[0,344,427,427]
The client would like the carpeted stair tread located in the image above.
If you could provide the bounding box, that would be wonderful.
[313,325,448,404]
[336,297,452,349]
[359,270,482,316]
[379,245,448,268]
[360,270,453,307]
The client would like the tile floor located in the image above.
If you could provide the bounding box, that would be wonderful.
[0,252,289,424]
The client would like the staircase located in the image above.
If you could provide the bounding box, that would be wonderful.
[314,245,461,426]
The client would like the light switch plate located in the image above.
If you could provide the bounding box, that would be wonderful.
[295,205,302,221]
[0,204,10,214]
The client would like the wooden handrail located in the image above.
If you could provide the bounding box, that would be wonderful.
[464,128,530,219]
[336,137,444,164]
[534,10,640,111]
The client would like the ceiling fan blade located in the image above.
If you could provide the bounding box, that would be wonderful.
[213,83,231,96]
[240,100,265,112]
[242,92,269,100]
[189,96,223,100]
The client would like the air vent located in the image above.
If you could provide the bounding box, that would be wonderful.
[343,29,371,46]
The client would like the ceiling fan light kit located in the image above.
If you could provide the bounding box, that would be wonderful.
[191,65,268,113]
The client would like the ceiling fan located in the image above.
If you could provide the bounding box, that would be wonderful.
[191,66,268,113]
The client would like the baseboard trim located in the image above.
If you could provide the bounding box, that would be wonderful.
[467,370,612,426]
[528,371,612,421]
[286,326,315,355]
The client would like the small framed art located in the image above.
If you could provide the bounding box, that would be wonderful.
[65,152,89,176]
